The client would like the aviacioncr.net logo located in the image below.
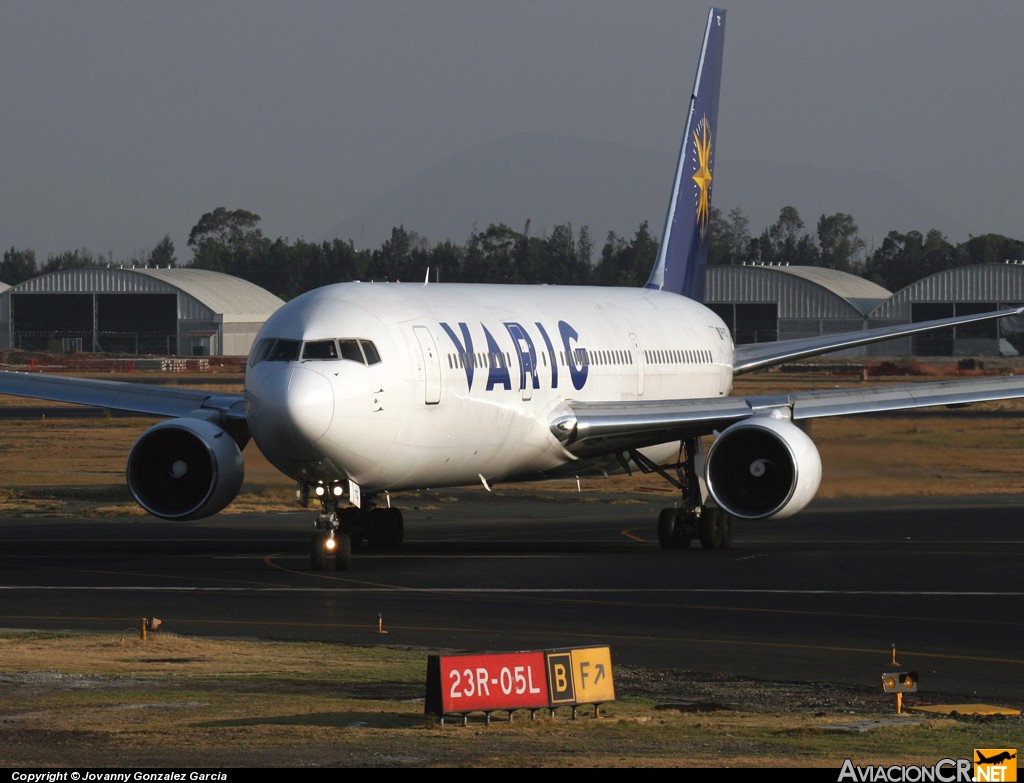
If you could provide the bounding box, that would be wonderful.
[838,758,973,782]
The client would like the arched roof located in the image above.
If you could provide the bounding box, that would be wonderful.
[708,264,891,317]
[7,267,283,322]
[870,263,1024,318]
[132,268,285,321]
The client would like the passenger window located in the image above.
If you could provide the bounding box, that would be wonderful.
[302,340,339,360]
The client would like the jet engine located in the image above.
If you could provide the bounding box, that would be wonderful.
[126,418,245,520]
[705,415,821,520]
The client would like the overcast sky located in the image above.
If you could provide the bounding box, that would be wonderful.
[2,0,1022,264]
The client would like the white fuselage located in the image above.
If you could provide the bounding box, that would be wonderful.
[244,281,734,493]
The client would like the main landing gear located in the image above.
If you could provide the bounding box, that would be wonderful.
[304,482,405,571]
[628,438,733,551]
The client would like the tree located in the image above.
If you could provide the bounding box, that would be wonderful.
[816,213,864,272]
[187,207,265,272]
[543,223,578,284]
[0,247,38,284]
[863,229,954,291]
[464,224,523,283]
[576,225,594,270]
[767,206,806,261]
[148,235,177,268]
[708,206,752,265]
[957,233,1024,266]
[591,222,659,287]
[41,248,95,274]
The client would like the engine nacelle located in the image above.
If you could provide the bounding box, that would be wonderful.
[705,415,821,520]
[126,418,245,520]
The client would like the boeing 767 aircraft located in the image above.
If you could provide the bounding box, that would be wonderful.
[2,7,1023,570]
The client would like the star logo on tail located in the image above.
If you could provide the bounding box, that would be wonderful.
[691,114,713,239]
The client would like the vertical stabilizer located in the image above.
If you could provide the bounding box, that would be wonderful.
[645,7,726,301]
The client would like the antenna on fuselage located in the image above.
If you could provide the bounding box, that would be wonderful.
[423,267,430,286]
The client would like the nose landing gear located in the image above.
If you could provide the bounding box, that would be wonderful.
[302,481,404,571]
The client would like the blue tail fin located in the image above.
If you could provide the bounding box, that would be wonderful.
[645,7,726,301]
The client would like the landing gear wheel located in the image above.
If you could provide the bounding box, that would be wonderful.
[718,512,733,549]
[310,533,327,571]
[333,533,352,571]
[658,508,692,549]
[339,507,364,551]
[699,507,724,549]
[367,507,405,550]
[383,508,404,550]
[366,508,386,549]
[657,508,678,549]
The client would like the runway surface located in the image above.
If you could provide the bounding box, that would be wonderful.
[1,490,1021,705]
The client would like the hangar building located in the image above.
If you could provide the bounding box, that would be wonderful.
[706,264,891,353]
[706,262,1024,358]
[866,263,1024,357]
[0,267,284,356]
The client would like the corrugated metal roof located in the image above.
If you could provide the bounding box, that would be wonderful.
[768,265,892,301]
[7,267,283,322]
[708,265,891,316]
[134,268,284,321]
[871,263,1024,318]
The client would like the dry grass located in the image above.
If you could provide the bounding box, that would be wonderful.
[2,362,1022,766]
[0,631,1018,768]
[2,361,1023,515]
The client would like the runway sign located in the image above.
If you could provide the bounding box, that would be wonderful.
[424,645,615,718]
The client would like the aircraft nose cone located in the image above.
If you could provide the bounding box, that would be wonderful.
[250,367,334,459]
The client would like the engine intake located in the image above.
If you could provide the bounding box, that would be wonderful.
[705,415,821,520]
[126,418,244,520]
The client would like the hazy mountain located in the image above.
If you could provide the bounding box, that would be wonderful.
[324,133,967,255]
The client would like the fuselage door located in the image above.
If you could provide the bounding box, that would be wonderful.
[630,332,645,397]
[413,325,442,405]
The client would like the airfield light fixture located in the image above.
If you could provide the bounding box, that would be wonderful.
[880,670,918,715]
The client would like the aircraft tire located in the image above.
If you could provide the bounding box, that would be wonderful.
[658,508,679,549]
[310,534,327,571]
[719,513,733,549]
[383,508,404,550]
[333,534,352,571]
[699,508,724,549]
[340,507,364,550]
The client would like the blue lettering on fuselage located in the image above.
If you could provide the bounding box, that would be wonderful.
[440,322,474,389]
[559,320,588,390]
[535,322,557,389]
[439,319,587,393]
[504,322,539,391]
[483,325,512,391]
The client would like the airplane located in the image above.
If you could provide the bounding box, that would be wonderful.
[976,752,1016,765]
[2,6,1024,572]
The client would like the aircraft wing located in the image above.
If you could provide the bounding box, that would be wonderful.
[551,373,1024,456]
[732,306,1024,375]
[0,370,247,422]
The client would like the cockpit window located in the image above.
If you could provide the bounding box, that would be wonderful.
[249,338,273,366]
[360,340,381,365]
[336,338,382,366]
[266,339,301,362]
[250,338,301,365]
[253,336,381,367]
[338,339,364,363]
[301,339,339,360]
